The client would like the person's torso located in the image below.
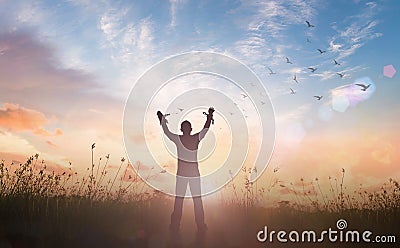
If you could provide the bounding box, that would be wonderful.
[176,134,200,176]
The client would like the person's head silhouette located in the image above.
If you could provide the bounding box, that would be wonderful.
[180,120,192,135]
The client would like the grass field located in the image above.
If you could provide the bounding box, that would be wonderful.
[0,154,399,247]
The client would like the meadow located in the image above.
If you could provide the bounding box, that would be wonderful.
[0,152,399,248]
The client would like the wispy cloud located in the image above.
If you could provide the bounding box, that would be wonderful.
[275,103,312,123]
[169,0,186,29]
[96,7,157,96]
[330,1,382,61]
[309,70,336,81]
[228,0,318,79]
[245,0,317,38]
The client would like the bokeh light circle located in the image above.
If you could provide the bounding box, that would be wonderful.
[123,51,275,197]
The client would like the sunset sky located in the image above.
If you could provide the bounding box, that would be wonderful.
[0,0,399,201]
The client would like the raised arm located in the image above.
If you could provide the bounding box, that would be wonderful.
[157,111,178,143]
[198,107,214,141]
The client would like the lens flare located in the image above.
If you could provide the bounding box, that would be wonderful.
[330,77,376,112]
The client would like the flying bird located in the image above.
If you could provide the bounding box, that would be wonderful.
[337,72,345,78]
[355,83,371,91]
[306,21,315,28]
[306,37,311,43]
[241,93,248,99]
[317,49,326,54]
[267,67,277,75]
[260,101,266,105]
[333,59,341,65]
[313,95,323,100]
[177,108,184,112]
[286,57,293,64]
[308,67,318,73]
[290,88,296,94]
[293,74,299,83]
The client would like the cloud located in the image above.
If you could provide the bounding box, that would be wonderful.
[98,8,155,57]
[371,142,394,165]
[330,2,382,61]
[244,0,317,37]
[231,34,270,67]
[0,30,123,134]
[228,0,318,79]
[328,40,342,53]
[0,132,69,170]
[0,103,62,137]
[97,9,157,96]
[46,140,57,148]
[15,1,46,25]
[309,70,336,81]
[169,0,186,28]
[276,103,311,123]
[0,131,39,155]
[0,31,96,92]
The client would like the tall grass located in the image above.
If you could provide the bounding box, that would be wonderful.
[0,149,399,247]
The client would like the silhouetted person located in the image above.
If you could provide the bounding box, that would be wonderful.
[157,107,214,236]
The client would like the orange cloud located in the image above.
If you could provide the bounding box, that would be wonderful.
[46,140,57,148]
[0,103,62,137]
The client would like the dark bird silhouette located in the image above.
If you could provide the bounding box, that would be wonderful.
[337,72,345,78]
[313,95,323,100]
[290,88,296,94]
[241,93,248,99]
[306,21,315,28]
[267,67,277,75]
[333,59,341,65]
[307,37,311,43]
[355,83,371,91]
[293,74,299,83]
[286,57,293,64]
[261,101,266,105]
[317,49,326,54]
[177,108,184,112]
[308,67,318,73]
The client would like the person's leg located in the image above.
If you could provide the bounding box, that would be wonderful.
[170,176,188,231]
[189,177,206,232]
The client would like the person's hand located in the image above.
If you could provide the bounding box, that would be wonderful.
[208,107,215,115]
[157,111,164,125]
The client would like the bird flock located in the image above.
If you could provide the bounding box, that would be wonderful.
[164,21,373,124]
[266,20,370,101]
